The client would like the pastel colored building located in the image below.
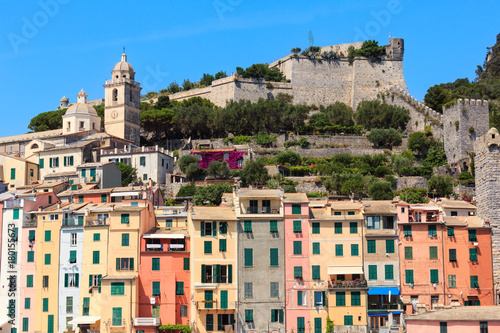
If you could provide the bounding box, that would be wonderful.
[190,206,238,333]
[284,194,314,333]
[76,162,122,189]
[154,205,188,228]
[57,187,112,204]
[0,153,39,190]
[138,227,191,331]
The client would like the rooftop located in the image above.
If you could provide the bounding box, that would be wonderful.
[283,193,308,203]
[438,199,477,210]
[191,206,236,221]
[363,201,398,215]
[405,306,500,321]
[236,189,283,198]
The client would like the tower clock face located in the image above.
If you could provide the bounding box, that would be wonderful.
[111,111,119,119]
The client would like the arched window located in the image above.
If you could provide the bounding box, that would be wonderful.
[31,143,39,149]
[113,89,118,102]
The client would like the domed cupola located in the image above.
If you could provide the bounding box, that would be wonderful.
[62,90,101,134]
[111,52,135,81]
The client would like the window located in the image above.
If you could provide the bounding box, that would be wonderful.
[82,298,90,316]
[219,222,228,234]
[42,276,49,288]
[28,230,35,242]
[45,254,51,265]
[101,193,107,203]
[10,168,16,180]
[334,222,342,234]
[66,297,73,313]
[25,297,31,310]
[368,265,377,280]
[312,265,320,279]
[64,273,79,287]
[143,174,148,181]
[271,309,284,323]
[350,222,358,234]
[430,269,439,283]
[448,275,456,288]
[270,282,279,298]
[312,242,320,254]
[201,221,216,236]
[70,232,78,246]
[121,214,129,224]
[471,276,479,289]
[183,257,190,271]
[140,156,146,166]
[385,265,394,280]
[27,275,33,287]
[334,211,341,216]
[206,314,214,331]
[428,225,437,237]
[121,233,129,247]
[405,269,414,284]
[244,248,253,266]
[344,315,353,326]
[27,251,34,262]
[219,239,227,252]
[152,258,160,271]
[152,281,160,296]
[314,318,322,333]
[336,292,346,306]
[40,158,44,169]
[22,318,28,332]
[244,283,253,298]
[270,220,278,233]
[405,247,413,259]
[45,230,51,242]
[112,307,122,326]
[312,222,320,234]
[262,200,271,213]
[180,305,188,317]
[43,298,48,312]
[243,220,252,233]
[176,281,184,295]
[78,195,84,203]
[386,240,394,254]
[351,291,361,306]
[440,322,447,333]
[204,241,212,254]
[448,227,455,237]
[335,244,343,256]
[245,309,253,322]
[294,266,303,279]
[292,204,301,214]
[480,322,488,333]
[292,220,303,234]
[69,250,77,263]
[116,258,134,271]
[383,216,395,229]
[469,229,477,242]
[449,249,457,262]
[297,290,306,306]
[49,157,59,168]
[430,246,438,259]
[314,291,325,306]
[470,248,478,261]
[293,241,302,255]
[297,317,305,333]
[366,216,380,229]
[351,244,359,256]
[403,225,412,237]
[367,240,376,253]
[270,248,279,266]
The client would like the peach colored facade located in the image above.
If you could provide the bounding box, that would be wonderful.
[406,320,500,333]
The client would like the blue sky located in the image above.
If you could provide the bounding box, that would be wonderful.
[0,0,499,137]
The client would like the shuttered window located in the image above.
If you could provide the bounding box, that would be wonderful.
[312,242,320,254]
[351,291,361,306]
[112,308,122,326]
[45,254,51,265]
[152,258,160,271]
[121,233,129,247]
[448,227,455,237]
[292,204,301,214]
[293,220,302,233]
[270,220,278,233]
[403,225,412,237]
[335,244,343,256]
[92,251,100,264]
[219,239,227,252]
[312,265,320,279]
[27,251,34,262]
[176,281,184,295]
[121,214,129,224]
[204,241,212,254]
[336,292,345,306]
[297,317,305,333]
[244,248,253,267]
[244,283,253,298]
[430,269,439,283]
[93,233,100,241]
[406,270,414,284]
[334,222,342,234]
[294,266,303,279]
[428,225,437,237]
[219,222,228,234]
[430,246,438,259]
[448,274,456,288]
[270,282,279,297]
[471,276,479,288]
[245,309,253,322]
[386,240,394,254]
[350,222,358,234]
[469,229,477,242]
[368,265,377,280]
[43,298,48,312]
[270,248,279,266]
[449,249,457,261]
[344,315,353,326]
[385,265,394,280]
[205,291,213,309]
[152,281,160,296]
[183,257,190,271]
[220,290,228,309]
[243,220,252,233]
[367,240,376,253]
[26,275,33,287]
[351,244,359,256]
[293,241,302,255]
[45,230,51,242]
[111,282,125,295]
[405,247,413,259]
[312,222,320,234]
[470,248,478,261]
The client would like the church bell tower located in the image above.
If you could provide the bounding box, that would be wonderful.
[104,51,142,146]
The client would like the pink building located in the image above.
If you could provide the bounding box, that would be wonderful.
[284,194,311,331]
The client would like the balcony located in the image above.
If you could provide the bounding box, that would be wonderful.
[368,302,402,312]
[243,206,281,214]
[22,216,37,228]
[62,218,83,227]
[4,199,22,208]
[328,279,368,290]
[85,218,109,227]
[145,242,185,252]
[82,175,101,184]
[134,318,160,327]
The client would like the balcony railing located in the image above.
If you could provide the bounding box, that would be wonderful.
[134,318,160,326]
[4,199,22,208]
[244,206,280,214]
[328,279,368,289]
[368,302,402,311]
[85,218,109,227]
[62,218,83,227]
[145,243,186,252]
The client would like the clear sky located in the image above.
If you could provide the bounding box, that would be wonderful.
[0,0,499,137]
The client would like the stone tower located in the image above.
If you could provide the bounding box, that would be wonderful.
[443,99,489,164]
[386,38,404,60]
[474,127,500,301]
[104,52,142,146]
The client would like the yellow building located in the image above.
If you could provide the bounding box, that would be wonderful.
[155,205,188,228]
[189,206,237,333]
[309,201,368,331]
[0,153,38,190]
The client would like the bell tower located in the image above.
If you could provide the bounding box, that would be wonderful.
[104,51,142,146]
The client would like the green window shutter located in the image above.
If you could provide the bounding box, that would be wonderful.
[344,315,353,326]
[293,241,302,255]
[27,251,34,262]
[140,156,146,166]
[244,248,253,266]
[101,194,107,203]
[403,225,412,237]
[64,274,69,287]
[334,222,342,234]
[406,270,414,284]
[70,156,74,165]
[90,168,96,177]
[428,225,437,237]
[121,233,129,247]
[312,222,320,234]
[312,265,320,279]
[26,275,33,287]
[28,230,35,241]
[45,230,51,242]
[297,317,305,329]
[312,242,320,254]
[204,241,212,254]
[228,265,232,283]
[213,265,221,283]
[270,248,279,266]
[89,275,93,293]
[367,240,376,253]
[75,273,79,287]
[116,258,121,271]
[112,307,122,326]
[50,158,53,168]
[152,281,160,296]
[77,216,84,225]
[13,209,19,220]
[405,247,413,259]
[430,269,439,283]
[23,318,29,332]
[201,265,206,283]
[244,220,252,233]
[129,257,134,270]
[336,292,346,306]
[449,249,457,261]
[64,157,67,166]
[430,246,438,259]
[351,291,361,306]
[55,157,59,167]
[297,290,303,305]
[448,274,456,288]
[219,239,227,252]
[335,244,343,256]
[152,258,160,271]
[314,318,322,333]
[351,244,359,256]
[220,290,228,309]
[471,276,479,288]
[293,220,302,233]
[93,233,100,241]
[292,204,301,214]
[24,298,30,310]
[212,221,217,236]
[448,227,455,237]
[40,159,44,169]
[368,265,377,280]
[78,195,84,203]
[270,220,278,233]
[183,257,190,271]
[294,266,303,279]
[271,309,276,322]
[200,221,205,236]
[121,214,129,224]
[43,298,48,312]
[385,265,394,280]
[176,281,184,295]
[245,309,253,322]
[69,250,77,263]
[10,168,16,180]
[469,248,478,261]
[469,229,477,242]
[219,222,228,234]
[205,290,213,309]
[45,254,51,265]
[206,314,214,331]
[386,240,394,254]
[47,315,54,333]
[350,222,358,234]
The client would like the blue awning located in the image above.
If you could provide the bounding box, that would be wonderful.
[367,287,400,295]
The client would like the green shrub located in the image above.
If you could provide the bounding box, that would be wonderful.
[369,181,394,200]
[400,188,427,204]
[367,128,402,147]
[276,150,302,166]
[355,100,410,131]
[176,185,196,197]
[254,133,277,147]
